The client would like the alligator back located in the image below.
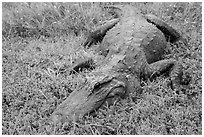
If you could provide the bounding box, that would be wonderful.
[100,6,167,65]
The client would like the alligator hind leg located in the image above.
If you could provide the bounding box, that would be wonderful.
[145,14,187,44]
[83,18,119,48]
[147,59,183,90]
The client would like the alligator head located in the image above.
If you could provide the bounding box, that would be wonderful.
[51,73,127,122]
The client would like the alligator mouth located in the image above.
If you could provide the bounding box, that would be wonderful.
[52,76,126,122]
[89,77,126,112]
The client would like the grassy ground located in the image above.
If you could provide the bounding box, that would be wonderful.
[2,2,202,135]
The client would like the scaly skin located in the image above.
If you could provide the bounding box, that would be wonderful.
[52,5,187,122]
[52,55,132,122]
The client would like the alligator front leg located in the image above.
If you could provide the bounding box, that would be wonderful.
[147,59,187,91]
[72,19,119,73]
[83,18,119,48]
[70,58,95,74]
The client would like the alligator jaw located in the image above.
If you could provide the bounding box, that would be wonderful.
[51,76,126,122]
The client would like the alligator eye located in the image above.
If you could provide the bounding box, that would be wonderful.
[93,82,102,91]
[94,80,110,91]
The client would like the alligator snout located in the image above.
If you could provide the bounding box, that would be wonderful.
[51,76,126,122]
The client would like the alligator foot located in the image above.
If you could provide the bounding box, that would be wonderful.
[83,18,119,48]
[148,59,189,91]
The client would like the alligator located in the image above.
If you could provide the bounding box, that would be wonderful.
[52,5,188,122]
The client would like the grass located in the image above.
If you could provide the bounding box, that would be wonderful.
[2,2,202,135]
